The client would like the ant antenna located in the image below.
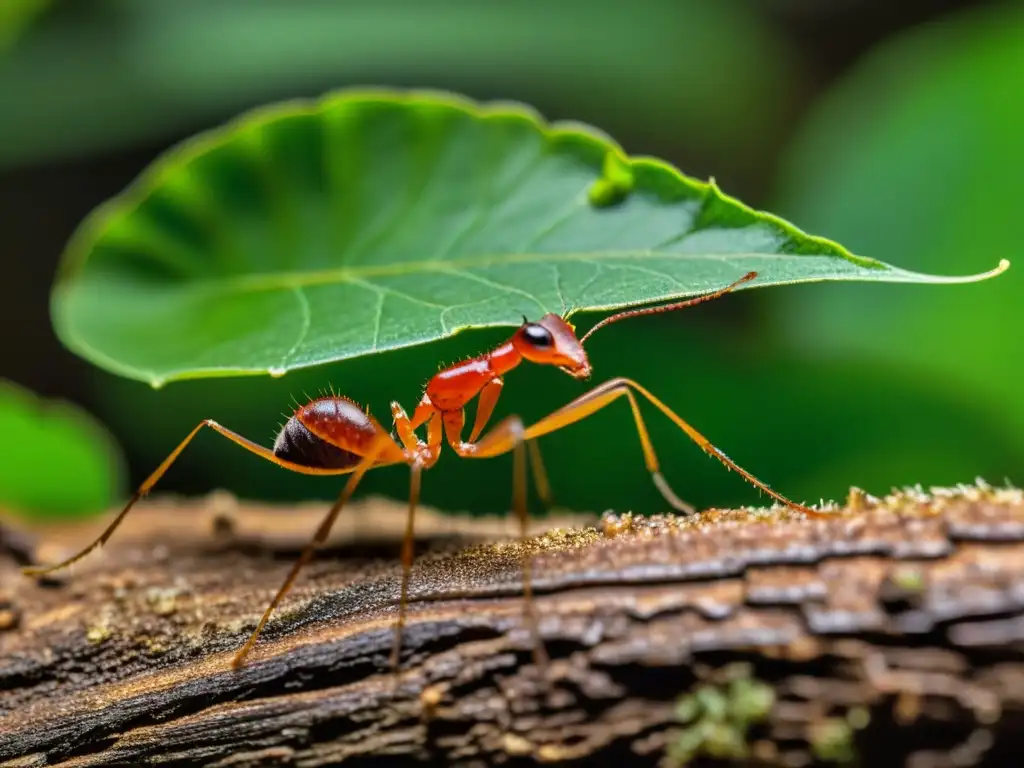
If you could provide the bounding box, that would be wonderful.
[580,271,758,344]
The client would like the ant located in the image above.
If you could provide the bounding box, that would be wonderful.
[24,270,826,669]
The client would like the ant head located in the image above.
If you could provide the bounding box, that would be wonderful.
[512,313,592,380]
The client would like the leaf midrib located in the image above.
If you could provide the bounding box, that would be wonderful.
[162,249,863,294]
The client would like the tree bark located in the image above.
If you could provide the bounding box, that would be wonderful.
[1,484,1023,767]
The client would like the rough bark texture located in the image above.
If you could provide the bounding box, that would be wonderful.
[1,483,1023,767]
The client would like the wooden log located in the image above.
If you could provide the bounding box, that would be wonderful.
[1,483,1023,767]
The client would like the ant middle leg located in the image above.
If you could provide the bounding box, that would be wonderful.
[526,440,553,511]
[510,419,548,666]
[456,379,557,510]
[443,411,548,666]
[390,460,422,670]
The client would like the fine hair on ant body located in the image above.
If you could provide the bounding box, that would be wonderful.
[25,270,826,669]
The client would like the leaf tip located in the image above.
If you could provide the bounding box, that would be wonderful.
[966,258,1011,282]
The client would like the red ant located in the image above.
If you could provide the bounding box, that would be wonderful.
[25,270,826,668]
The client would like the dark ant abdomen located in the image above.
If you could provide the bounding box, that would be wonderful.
[274,396,393,469]
[273,415,361,470]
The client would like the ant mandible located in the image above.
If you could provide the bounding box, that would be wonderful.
[25,270,826,669]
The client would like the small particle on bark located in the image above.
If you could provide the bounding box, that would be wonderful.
[767,636,822,662]
[601,510,635,538]
[146,586,181,617]
[141,635,168,656]
[86,624,111,644]
[0,606,20,631]
[846,486,880,514]
[889,567,926,593]
[501,733,534,757]
[420,683,446,719]
[211,513,236,539]
[537,743,579,762]
[894,691,922,725]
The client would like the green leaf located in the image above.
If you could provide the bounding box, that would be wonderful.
[0,380,124,520]
[53,89,1007,387]
[775,4,1024,437]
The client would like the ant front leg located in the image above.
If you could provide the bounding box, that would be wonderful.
[514,377,826,518]
[468,379,503,443]
[460,380,695,514]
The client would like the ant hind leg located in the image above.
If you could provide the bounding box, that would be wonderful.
[232,436,392,668]
[23,419,348,577]
[456,415,548,667]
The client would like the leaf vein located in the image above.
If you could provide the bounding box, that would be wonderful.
[219,250,838,295]
[348,277,446,310]
[431,140,549,261]
[572,262,605,306]
[518,183,592,251]
[602,261,687,291]
[438,266,547,314]
[437,295,505,335]
[370,289,384,353]
[342,127,448,265]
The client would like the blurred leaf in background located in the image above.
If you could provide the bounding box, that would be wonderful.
[0,0,49,52]
[774,3,1023,492]
[0,379,124,520]
[0,0,798,193]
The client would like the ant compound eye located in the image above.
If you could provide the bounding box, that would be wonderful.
[522,323,554,348]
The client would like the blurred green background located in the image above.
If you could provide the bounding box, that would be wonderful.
[1,0,1020,522]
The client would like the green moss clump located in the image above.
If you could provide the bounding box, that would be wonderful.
[663,668,775,766]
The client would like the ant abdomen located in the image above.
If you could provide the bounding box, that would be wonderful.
[273,397,388,469]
